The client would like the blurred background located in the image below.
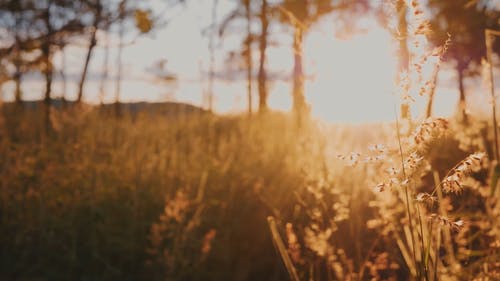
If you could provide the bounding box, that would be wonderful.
[0,1,499,281]
[0,0,498,122]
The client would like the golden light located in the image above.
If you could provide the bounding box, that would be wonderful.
[3,1,458,123]
[305,27,398,123]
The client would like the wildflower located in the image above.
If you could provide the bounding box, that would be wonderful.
[369,144,387,154]
[403,152,425,175]
[373,182,388,192]
[414,20,431,35]
[304,226,332,257]
[336,152,362,166]
[412,117,448,144]
[429,214,465,231]
[415,192,437,204]
[386,167,399,176]
[442,152,486,193]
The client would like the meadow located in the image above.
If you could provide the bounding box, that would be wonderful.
[0,0,499,280]
[0,101,498,281]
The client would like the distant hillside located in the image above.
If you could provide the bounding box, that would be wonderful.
[98,101,207,116]
[2,99,208,116]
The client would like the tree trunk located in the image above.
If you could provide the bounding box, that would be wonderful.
[396,0,409,72]
[292,25,307,122]
[258,0,268,113]
[244,0,252,116]
[13,41,22,105]
[14,70,22,105]
[99,30,109,105]
[115,9,124,118]
[43,44,53,133]
[42,5,53,133]
[77,27,97,103]
[44,65,53,104]
[457,66,468,123]
[13,15,22,106]
[396,0,410,120]
[207,0,218,112]
[60,48,67,108]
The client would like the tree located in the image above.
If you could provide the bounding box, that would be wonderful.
[0,0,85,133]
[258,0,269,113]
[33,1,83,105]
[218,0,270,114]
[244,0,253,115]
[207,0,219,112]
[77,0,155,105]
[113,0,156,116]
[0,0,106,110]
[427,0,499,122]
[396,0,410,119]
[31,0,86,132]
[0,0,40,104]
[76,0,105,103]
[278,0,368,123]
[219,0,256,115]
[112,0,178,115]
[115,0,126,117]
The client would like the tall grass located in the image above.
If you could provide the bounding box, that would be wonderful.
[1,1,499,280]
[1,107,380,280]
[264,1,499,281]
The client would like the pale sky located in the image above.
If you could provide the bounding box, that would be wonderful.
[1,0,497,123]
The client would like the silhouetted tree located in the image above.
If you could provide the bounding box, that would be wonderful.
[396,0,410,119]
[258,0,269,113]
[34,1,83,104]
[207,0,219,112]
[0,0,86,132]
[59,46,68,106]
[396,0,409,74]
[428,0,499,122]
[0,0,40,104]
[115,0,126,117]
[244,0,253,116]
[111,0,176,116]
[99,28,110,104]
[278,0,369,123]
[76,0,105,103]
[77,0,155,104]
[33,1,85,131]
[219,0,256,115]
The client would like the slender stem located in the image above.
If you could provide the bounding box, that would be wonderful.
[485,29,500,196]
[395,107,419,278]
[415,202,429,280]
[267,216,301,281]
[425,220,433,272]
[433,170,457,267]
[433,225,441,281]
[485,29,500,162]
[358,233,383,281]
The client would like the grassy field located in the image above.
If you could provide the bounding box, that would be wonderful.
[1,0,499,280]
[0,105,498,281]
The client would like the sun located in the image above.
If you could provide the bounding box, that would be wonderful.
[304,26,399,123]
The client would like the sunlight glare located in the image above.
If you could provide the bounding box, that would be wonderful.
[306,27,398,123]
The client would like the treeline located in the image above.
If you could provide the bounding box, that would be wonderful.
[0,0,156,103]
[0,0,498,122]
[208,0,498,122]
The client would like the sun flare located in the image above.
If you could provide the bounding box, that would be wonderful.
[305,27,399,123]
